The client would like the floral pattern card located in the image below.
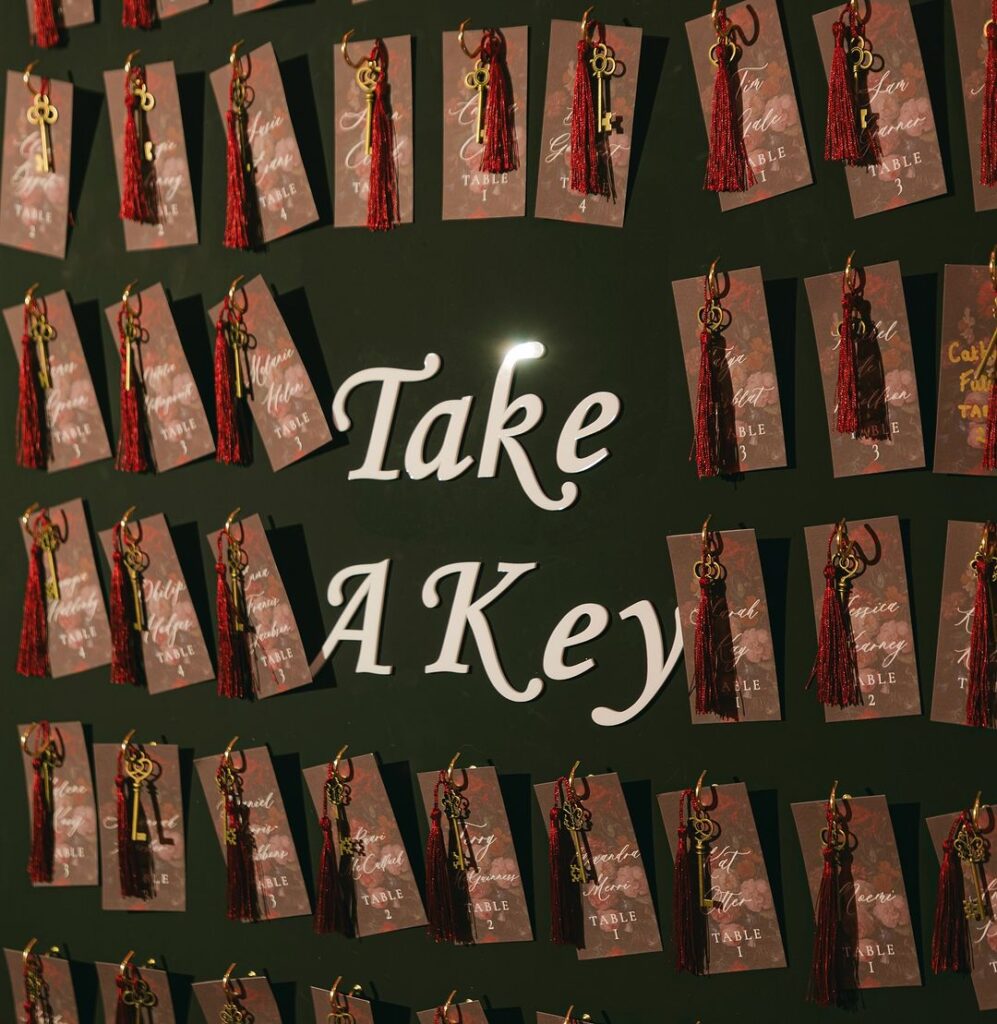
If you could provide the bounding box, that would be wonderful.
[97,962,176,1023]
[952,0,997,212]
[659,782,786,972]
[193,976,282,1022]
[311,988,375,1024]
[5,950,79,1023]
[303,752,427,936]
[534,772,662,959]
[804,516,920,722]
[667,527,781,724]
[417,765,532,943]
[792,795,921,989]
[672,267,787,472]
[686,0,811,209]
[418,1001,488,1024]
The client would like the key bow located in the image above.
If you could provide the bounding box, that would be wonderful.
[27,92,58,128]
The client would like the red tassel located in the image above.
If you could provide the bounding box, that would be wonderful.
[27,726,54,884]
[367,42,399,232]
[215,544,251,700]
[808,552,862,708]
[110,524,141,685]
[673,790,705,973]
[984,374,997,471]
[116,761,152,899]
[32,0,60,48]
[570,37,600,195]
[825,20,861,164]
[120,67,156,224]
[808,812,841,1006]
[16,311,46,470]
[115,310,150,473]
[17,537,50,678]
[425,779,458,942]
[704,14,754,193]
[122,0,155,29]
[694,576,721,715]
[315,813,344,934]
[214,302,248,466]
[222,789,259,922]
[836,285,859,435]
[932,813,972,973]
[966,554,995,727]
[224,63,252,250]
[22,957,42,1024]
[479,31,517,175]
[114,977,133,1024]
[982,11,997,187]
[548,778,585,947]
[694,321,719,478]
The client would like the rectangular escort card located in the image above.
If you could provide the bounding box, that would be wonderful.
[98,513,213,693]
[103,62,198,251]
[303,753,427,935]
[333,35,414,228]
[953,0,997,212]
[672,267,787,472]
[104,283,213,470]
[926,809,997,1009]
[813,0,946,217]
[195,745,310,920]
[3,290,111,471]
[804,516,921,721]
[686,0,812,210]
[206,513,312,698]
[312,988,374,1024]
[418,1001,488,1024]
[658,782,786,972]
[667,527,781,724]
[97,962,176,1023]
[210,43,318,243]
[535,20,642,228]
[931,521,996,728]
[17,721,98,886]
[0,70,72,258]
[417,765,532,943]
[208,275,332,470]
[234,0,284,12]
[441,27,528,220]
[194,976,282,1022]
[5,950,79,1024]
[93,742,186,911]
[20,498,112,676]
[934,264,995,476]
[534,772,662,960]
[158,0,209,16]
[792,795,921,989]
[805,261,925,476]
[25,0,94,33]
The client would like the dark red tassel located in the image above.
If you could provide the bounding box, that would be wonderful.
[694,576,720,715]
[32,0,60,48]
[215,541,250,700]
[570,37,600,195]
[983,374,997,471]
[116,761,151,899]
[224,64,252,250]
[17,536,50,678]
[479,31,517,175]
[221,786,259,922]
[825,20,861,164]
[808,809,841,1006]
[931,813,972,973]
[17,310,46,470]
[982,9,997,187]
[315,812,344,934]
[120,67,156,224]
[966,554,995,728]
[548,778,584,947]
[22,957,42,1024]
[808,551,862,708]
[673,790,704,973]
[27,726,54,884]
[214,302,248,466]
[115,312,150,473]
[704,14,754,193]
[836,283,859,435]
[694,319,719,478]
[110,524,141,685]
[122,0,155,29]
[425,782,458,942]
[367,42,399,232]
[114,976,133,1024]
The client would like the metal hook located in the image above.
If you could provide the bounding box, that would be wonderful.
[829,780,852,810]
[562,1007,575,1024]
[329,976,343,1005]
[701,514,713,550]
[23,61,40,96]
[120,505,137,531]
[22,938,39,964]
[21,722,52,757]
[118,950,135,975]
[341,30,364,68]
[711,0,724,34]
[223,737,239,763]
[441,990,458,1021]
[124,50,141,73]
[224,508,241,534]
[446,752,461,781]
[695,769,708,803]
[580,5,595,39]
[834,517,849,554]
[222,963,237,996]
[121,728,137,753]
[24,283,40,307]
[844,250,857,290]
[333,744,349,775]
[567,759,581,790]
[990,245,997,291]
[707,257,721,300]
[20,502,40,530]
[972,790,983,827]
[458,19,482,59]
[121,279,139,305]
[230,40,245,67]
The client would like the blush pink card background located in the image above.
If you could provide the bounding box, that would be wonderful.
[303,752,427,936]
[96,962,176,1023]
[952,0,997,212]
[813,0,946,217]
[104,283,214,471]
[5,950,79,1024]
[193,976,282,1021]
[333,35,414,227]
[17,720,98,886]
[234,0,285,12]
[804,516,920,722]
[672,267,787,472]
[0,72,72,258]
[25,0,93,32]
[686,0,812,210]
[158,0,209,16]
[103,63,198,251]
[667,528,781,723]
[311,988,375,1024]
[195,745,311,920]
[535,20,642,228]
[792,796,921,990]
[4,290,111,471]
[659,782,786,972]
[441,27,528,220]
[805,262,925,477]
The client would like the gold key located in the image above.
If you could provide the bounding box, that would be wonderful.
[123,543,148,631]
[30,316,54,389]
[464,62,490,144]
[27,92,58,174]
[132,77,156,162]
[226,319,249,399]
[221,1003,248,1024]
[356,62,380,156]
[38,521,60,601]
[125,751,154,842]
[955,823,989,922]
[849,36,874,130]
[227,537,247,632]
[562,801,591,883]
[589,43,617,134]
[691,814,720,909]
[122,979,156,1023]
[442,788,468,871]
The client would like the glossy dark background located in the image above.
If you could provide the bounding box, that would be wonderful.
[0,0,992,1021]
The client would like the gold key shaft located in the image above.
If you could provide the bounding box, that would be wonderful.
[131,778,147,842]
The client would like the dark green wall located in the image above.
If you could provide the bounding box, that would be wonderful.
[0,0,992,1021]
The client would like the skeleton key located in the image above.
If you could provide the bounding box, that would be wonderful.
[356,62,380,156]
[38,521,60,600]
[589,43,617,134]
[123,543,148,631]
[221,1002,248,1024]
[562,801,590,883]
[690,814,719,909]
[227,318,249,399]
[30,316,54,389]
[955,824,989,922]
[132,77,156,162]
[849,36,874,130]
[122,979,156,1024]
[27,92,59,174]
[227,539,247,632]
[442,788,468,871]
[464,62,490,144]
[126,751,154,842]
